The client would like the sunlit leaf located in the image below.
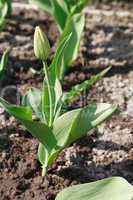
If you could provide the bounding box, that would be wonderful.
[53,103,117,148]
[50,33,72,80]
[58,13,85,73]
[0,97,57,151]
[56,177,133,200]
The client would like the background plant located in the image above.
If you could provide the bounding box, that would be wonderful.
[0,49,9,80]
[0,0,12,30]
[0,27,117,176]
[29,0,90,80]
[55,177,133,200]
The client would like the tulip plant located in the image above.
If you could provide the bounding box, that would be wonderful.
[0,27,117,176]
[29,0,89,80]
[0,0,12,30]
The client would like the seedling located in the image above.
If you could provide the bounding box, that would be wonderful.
[29,0,90,79]
[0,0,12,30]
[0,27,117,176]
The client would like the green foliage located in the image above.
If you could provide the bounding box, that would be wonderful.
[29,0,90,80]
[0,0,12,30]
[0,27,117,176]
[0,49,9,80]
[55,177,133,200]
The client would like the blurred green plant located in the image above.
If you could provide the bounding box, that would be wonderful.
[29,0,90,80]
[0,0,12,30]
[55,177,133,200]
[0,49,9,80]
[0,27,117,176]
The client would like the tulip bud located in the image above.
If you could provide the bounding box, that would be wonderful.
[34,26,50,61]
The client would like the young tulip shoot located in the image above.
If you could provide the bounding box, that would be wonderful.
[0,26,117,177]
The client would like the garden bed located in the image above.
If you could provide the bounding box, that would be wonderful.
[0,1,133,200]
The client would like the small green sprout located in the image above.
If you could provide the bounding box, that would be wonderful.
[0,27,117,176]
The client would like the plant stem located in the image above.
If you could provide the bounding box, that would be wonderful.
[43,61,53,127]
[42,165,47,177]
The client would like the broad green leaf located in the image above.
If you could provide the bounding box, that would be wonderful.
[0,97,32,120]
[21,120,56,151]
[55,177,133,200]
[41,103,110,166]
[0,97,57,151]
[29,0,53,14]
[53,103,117,148]
[64,67,111,104]
[22,87,43,121]
[0,49,9,79]
[53,108,79,147]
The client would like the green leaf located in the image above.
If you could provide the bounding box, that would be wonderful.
[64,67,111,104]
[53,103,117,148]
[38,143,47,165]
[40,101,116,168]
[0,49,9,79]
[29,0,68,31]
[50,0,68,31]
[58,13,85,73]
[50,33,72,80]
[69,103,117,144]
[53,78,63,120]
[6,0,12,17]
[29,0,53,14]
[0,97,32,120]
[64,0,89,14]
[42,74,60,125]
[70,0,89,15]
[22,87,43,121]
[53,108,79,148]
[56,177,133,200]
[0,97,57,151]
[0,0,12,29]
[42,62,63,125]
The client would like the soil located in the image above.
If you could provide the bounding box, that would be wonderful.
[0,1,133,200]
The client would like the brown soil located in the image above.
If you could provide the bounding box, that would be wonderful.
[0,2,133,200]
